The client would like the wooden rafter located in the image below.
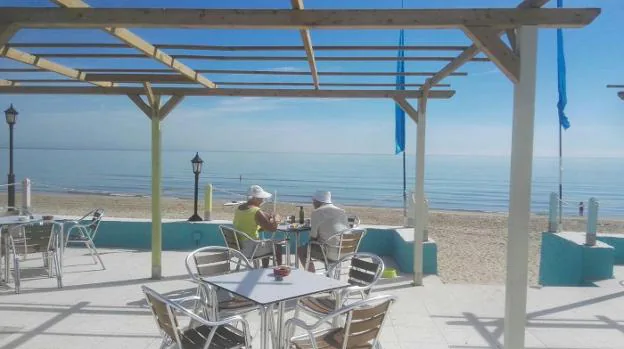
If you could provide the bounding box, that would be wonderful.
[7,43,470,51]
[425,0,550,89]
[128,94,151,116]
[23,52,490,62]
[463,26,520,83]
[393,97,419,123]
[0,68,469,77]
[291,0,320,89]
[0,23,19,45]
[2,7,600,29]
[0,86,455,99]
[9,78,452,88]
[606,85,624,88]
[0,79,18,86]
[0,46,114,87]
[51,0,217,89]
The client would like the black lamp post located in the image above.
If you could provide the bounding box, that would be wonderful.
[188,152,203,221]
[4,104,17,212]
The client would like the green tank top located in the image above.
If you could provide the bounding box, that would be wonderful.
[233,206,261,240]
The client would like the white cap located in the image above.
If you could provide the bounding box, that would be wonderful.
[247,185,272,199]
[313,190,332,204]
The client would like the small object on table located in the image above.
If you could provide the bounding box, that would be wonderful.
[273,265,291,281]
[304,218,311,228]
[298,206,305,224]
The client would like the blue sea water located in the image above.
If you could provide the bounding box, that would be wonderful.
[3,148,623,218]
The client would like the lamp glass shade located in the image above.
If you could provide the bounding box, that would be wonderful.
[4,104,17,125]
[191,152,203,174]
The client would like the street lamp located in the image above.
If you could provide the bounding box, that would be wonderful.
[4,104,17,212]
[188,152,203,221]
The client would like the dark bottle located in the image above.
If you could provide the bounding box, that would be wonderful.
[298,206,305,224]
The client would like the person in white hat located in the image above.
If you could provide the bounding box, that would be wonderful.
[297,190,348,272]
[233,185,282,267]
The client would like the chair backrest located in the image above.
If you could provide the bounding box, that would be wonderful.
[185,246,252,281]
[219,225,242,250]
[328,253,384,289]
[327,228,365,257]
[9,221,59,254]
[143,286,181,343]
[87,209,104,238]
[342,295,396,349]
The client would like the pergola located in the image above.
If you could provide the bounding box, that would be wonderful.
[606,85,624,101]
[0,1,599,348]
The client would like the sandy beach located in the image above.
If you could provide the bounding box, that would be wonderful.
[8,192,624,286]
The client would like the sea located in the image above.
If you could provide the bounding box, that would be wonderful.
[3,148,623,218]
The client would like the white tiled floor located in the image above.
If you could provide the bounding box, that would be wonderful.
[1,249,624,349]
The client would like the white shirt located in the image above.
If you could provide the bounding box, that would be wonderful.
[310,203,349,242]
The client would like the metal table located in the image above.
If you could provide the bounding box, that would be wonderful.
[277,225,311,268]
[201,268,348,349]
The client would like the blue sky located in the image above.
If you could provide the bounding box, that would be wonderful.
[0,0,623,157]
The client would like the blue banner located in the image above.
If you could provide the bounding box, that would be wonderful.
[395,29,406,154]
[557,0,570,130]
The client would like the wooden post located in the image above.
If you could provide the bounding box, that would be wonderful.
[504,25,538,349]
[204,184,213,221]
[413,86,429,286]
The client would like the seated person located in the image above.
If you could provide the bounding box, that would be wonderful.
[233,185,282,268]
[298,190,348,272]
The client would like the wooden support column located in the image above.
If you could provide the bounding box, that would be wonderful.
[413,85,429,286]
[128,89,185,279]
[504,26,538,349]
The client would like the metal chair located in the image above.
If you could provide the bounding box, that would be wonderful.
[142,285,251,349]
[305,228,367,273]
[219,225,283,268]
[5,221,63,294]
[347,215,361,228]
[185,246,258,321]
[285,295,396,349]
[65,208,105,269]
[295,253,385,320]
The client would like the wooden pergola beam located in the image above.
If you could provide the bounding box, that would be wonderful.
[393,97,419,123]
[7,43,471,51]
[2,8,600,29]
[463,26,520,83]
[291,0,319,89]
[25,52,490,62]
[606,84,624,88]
[51,0,217,89]
[0,46,114,87]
[0,86,455,99]
[0,68,469,77]
[0,79,18,86]
[10,78,452,88]
[0,23,19,45]
[426,0,550,88]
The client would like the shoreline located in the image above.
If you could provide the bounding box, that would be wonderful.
[3,192,623,285]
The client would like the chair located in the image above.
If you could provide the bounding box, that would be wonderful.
[219,225,281,268]
[305,228,366,272]
[185,246,258,321]
[285,295,396,349]
[5,221,63,294]
[65,208,105,269]
[295,253,384,320]
[142,285,251,349]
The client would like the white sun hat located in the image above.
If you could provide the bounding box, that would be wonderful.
[247,185,272,199]
[313,190,332,204]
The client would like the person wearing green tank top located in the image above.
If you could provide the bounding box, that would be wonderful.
[233,185,282,267]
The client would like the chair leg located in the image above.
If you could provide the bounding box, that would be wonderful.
[13,255,20,294]
[88,241,106,270]
[54,253,63,288]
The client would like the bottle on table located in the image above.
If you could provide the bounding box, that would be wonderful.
[298,206,305,224]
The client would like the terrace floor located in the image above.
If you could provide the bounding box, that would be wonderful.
[1,248,623,349]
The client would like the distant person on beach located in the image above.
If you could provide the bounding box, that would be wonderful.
[298,190,349,272]
[233,185,282,267]
[579,201,584,216]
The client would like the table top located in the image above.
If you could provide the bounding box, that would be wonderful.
[277,224,311,232]
[0,215,41,225]
[201,268,349,305]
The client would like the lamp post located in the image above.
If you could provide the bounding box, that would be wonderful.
[188,152,203,221]
[4,104,17,212]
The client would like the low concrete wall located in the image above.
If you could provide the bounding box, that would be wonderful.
[539,232,614,286]
[597,234,624,265]
[92,219,438,274]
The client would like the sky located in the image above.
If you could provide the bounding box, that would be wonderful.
[0,0,623,157]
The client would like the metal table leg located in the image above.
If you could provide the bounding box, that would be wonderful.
[259,305,270,349]
[294,231,300,269]
[275,301,286,349]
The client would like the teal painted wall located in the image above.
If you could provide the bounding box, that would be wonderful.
[597,236,624,265]
[92,220,437,274]
[539,232,615,286]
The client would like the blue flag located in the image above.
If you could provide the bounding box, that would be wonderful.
[395,29,406,154]
[557,0,570,130]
